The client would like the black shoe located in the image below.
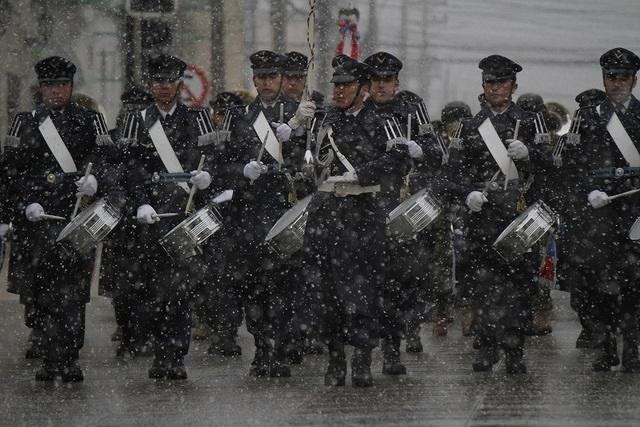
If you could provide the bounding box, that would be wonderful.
[249,355,271,377]
[35,364,59,382]
[382,338,406,375]
[61,362,84,382]
[285,345,304,365]
[167,360,188,380]
[351,348,373,387]
[324,359,347,386]
[269,362,291,378]
[208,336,242,357]
[405,333,423,353]
[575,329,593,349]
[148,359,168,379]
[592,354,620,372]
[302,338,325,355]
[472,348,499,372]
[505,350,527,375]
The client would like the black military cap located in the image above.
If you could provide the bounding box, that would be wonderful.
[210,91,244,111]
[479,54,522,82]
[120,86,153,105]
[363,51,403,77]
[441,101,472,125]
[516,93,545,114]
[330,56,372,84]
[600,47,640,77]
[34,56,77,83]
[147,54,187,81]
[575,88,606,108]
[250,50,286,75]
[283,51,308,77]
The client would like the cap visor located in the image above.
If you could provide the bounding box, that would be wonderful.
[331,75,357,84]
[253,68,280,76]
[605,68,635,77]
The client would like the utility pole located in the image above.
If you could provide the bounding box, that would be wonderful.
[270,0,287,52]
[211,0,225,93]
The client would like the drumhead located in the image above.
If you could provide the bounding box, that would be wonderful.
[630,217,640,241]
[266,195,313,241]
[388,188,427,221]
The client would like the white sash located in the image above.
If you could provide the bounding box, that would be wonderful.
[38,116,78,173]
[478,118,518,180]
[142,109,189,193]
[327,127,356,173]
[607,112,640,167]
[252,111,283,164]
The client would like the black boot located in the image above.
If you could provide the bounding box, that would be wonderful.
[575,328,594,349]
[405,322,423,353]
[472,346,499,372]
[250,338,274,377]
[26,329,45,359]
[270,340,291,378]
[382,336,406,375]
[35,360,59,381]
[505,348,527,374]
[285,342,304,365]
[622,336,640,373]
[148,354,169,379]
[207,334,242,357]
[302,336,325,355]
[167,356,188,380]
[351,347,374,387]
[324,341,346,386]
[61,360,84,382]
[592,335,620,372]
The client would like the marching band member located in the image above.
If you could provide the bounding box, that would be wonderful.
[300,56,412,387]
[213,50,314,377]
[565,48,640,372]
[362,51,454,373]
[120,54,220,380]
[2,56,114,381]
[452,55,540,374]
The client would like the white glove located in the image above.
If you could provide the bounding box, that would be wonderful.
[588,190,609,209]
[189,170,212,190]
[326,171,359,183]
[506,139,529,160]
[136,204,160,224]
[274,122,292,142]
[212,189,233,204]
[75,174,98,197]
[288,100,316,129]
[407,140,424,159]
[25,203,45,222]
[243,161,266,181]
[0,224,9,238]
[466,191,488,212]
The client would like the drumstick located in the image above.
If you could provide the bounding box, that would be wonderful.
[504,119,521,191]
[41,214,66,221]
[607,188,640,201]
[407,113,412,141]
[251,132,268,186]
[185,155,206,214]
[130,213,180,220]
[279,103,284,124]
[72,162,93,219]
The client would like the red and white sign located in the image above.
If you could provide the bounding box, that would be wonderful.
[180,64,209,108]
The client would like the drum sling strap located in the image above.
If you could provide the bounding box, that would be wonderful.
[142,108,189,193]
[37,113,78,173]
[478,118,519,181]
[607,112,640,167]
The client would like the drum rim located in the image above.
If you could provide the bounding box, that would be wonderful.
[265,195,313,241]
[55,198,120,243]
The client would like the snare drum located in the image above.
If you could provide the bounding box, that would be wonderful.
[265,195,313,259]
[630,217,640,241]
[56,198,122,256]
[387,188,442,240]
[493,200,558,262]
[159,205,223,261]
